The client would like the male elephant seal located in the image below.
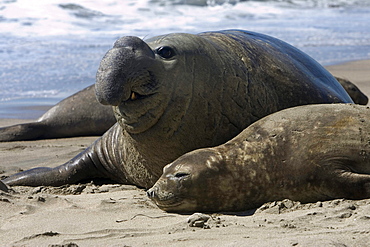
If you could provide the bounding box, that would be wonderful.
[2,30,352,189]
[148,104,370,212]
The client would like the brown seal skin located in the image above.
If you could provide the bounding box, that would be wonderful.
[0,85,116,141]
[1,30,353,189]
[335,77,368,105]
[147,104,370,213]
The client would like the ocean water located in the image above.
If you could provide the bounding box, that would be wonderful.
[0,0,369,118]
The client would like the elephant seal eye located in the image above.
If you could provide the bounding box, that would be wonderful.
[156,46,175,59]
[174,172,189,178]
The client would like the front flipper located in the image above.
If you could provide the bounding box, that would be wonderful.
[2,150,100,186]
[0,180,9,192]
[1,124,129,187]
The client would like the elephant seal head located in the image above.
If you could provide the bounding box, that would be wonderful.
[95,34,224,137]
[147,149,232,212]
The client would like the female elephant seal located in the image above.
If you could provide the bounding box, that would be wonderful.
[335,77,368,105]
[147,104,370,213]
[0,85,116,141]
[2,30,352,189]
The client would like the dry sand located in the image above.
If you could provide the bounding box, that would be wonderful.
[0,60,370,246]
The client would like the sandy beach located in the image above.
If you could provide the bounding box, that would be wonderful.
[0,60,370,246]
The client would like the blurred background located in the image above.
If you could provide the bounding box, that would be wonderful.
[0,0,369,118]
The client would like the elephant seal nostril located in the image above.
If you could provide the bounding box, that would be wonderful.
[146,188,157,198]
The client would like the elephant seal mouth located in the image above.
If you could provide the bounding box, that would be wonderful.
[154,200,184,211]
[113,69,168,134]
[150,195,196,213]
[147,183,197,212]
[129,91,151,101]
[147,189,185,211]
[121,70,159,103]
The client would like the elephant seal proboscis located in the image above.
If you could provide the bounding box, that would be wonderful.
[2,30,352,189]
[147,104,370,213]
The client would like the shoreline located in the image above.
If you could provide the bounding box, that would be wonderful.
[1,59,370,246]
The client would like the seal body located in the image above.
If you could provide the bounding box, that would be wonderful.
[2,30,353,189]
[0,85,116,141]
[148,104,370,212]
[335,77,368,105]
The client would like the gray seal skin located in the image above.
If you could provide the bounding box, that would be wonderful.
[2,30,353,189]
[147,104,370,213]
[0,85,116,141]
